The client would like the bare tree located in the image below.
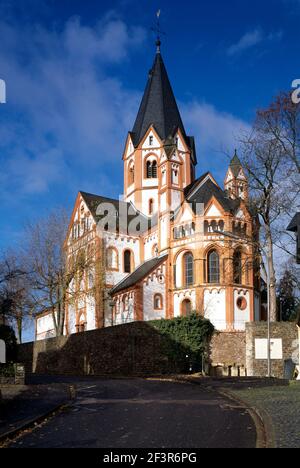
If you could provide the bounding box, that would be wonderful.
[0,253,33,342]
[24,209,96,337]
[239,124,296,321]
[256,92,300,173]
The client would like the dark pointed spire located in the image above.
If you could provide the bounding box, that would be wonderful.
[131,51,187,147]
[229,150,243,177]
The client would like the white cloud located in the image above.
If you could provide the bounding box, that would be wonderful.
[0,15,146,197]
[181,101,250,176]
[227,28,283,56]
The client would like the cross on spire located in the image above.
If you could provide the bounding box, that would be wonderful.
[151,9,165,53]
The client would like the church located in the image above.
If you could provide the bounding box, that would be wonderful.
[35,39,262,340]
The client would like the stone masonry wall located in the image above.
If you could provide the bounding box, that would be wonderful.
[246,322,299,378]
[210,332,246,367]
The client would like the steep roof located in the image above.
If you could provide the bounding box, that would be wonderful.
[131,51,192,151]
[80,191,157,233]
[229,151,243,178]
[110,254,168,295]
[184,175,239,213]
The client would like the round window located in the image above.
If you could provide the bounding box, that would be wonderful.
[237,296,247,310]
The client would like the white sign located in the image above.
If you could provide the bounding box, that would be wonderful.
[0,79,6,104]
[0,339,6,364]
[255,338,283,360]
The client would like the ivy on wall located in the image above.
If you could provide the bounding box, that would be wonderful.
[149,313,214,372]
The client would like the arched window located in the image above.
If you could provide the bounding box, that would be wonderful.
[124,250,133,273]
[146,160,152,178]
[208,250,220,283]
[183,252,194,287]
[146,159,157,178]
[107,247,118,270]
[154,294,163,310]
[128,163,134,185]
[152,160,157,178]
[181,299,192,316]
[149,198,154,215]
[233,250,242,284]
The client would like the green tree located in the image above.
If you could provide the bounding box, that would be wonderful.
[277,269,300,321]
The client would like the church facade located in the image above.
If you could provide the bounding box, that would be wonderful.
[35,43,262,341]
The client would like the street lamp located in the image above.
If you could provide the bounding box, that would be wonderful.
[213,229,271,377]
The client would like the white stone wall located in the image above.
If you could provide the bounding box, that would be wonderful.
[233,289,250,330]
[144,232,158,260]
[173,290,196,317]
[86,296,96,330]
[104,233,141,285]
[204,288,226,330]
[143,263,166,321]
[142,188,158,216]
[67,304,77,335]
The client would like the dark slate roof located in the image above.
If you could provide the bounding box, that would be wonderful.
[110,254,168,295]
[185,176,240,213]
[131,51,196,162]
[229,151,243,178]
[80,191,157,234]
[287,213,300,232]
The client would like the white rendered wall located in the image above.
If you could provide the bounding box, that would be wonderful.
[143,264,166,321]
[204,289,226,330]
[104,233,141,285]
[233,289,250,330]
[173,290,196,317]
[144,232,158,260]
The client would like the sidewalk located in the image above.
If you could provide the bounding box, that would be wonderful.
[229,382,300,448]
[0,382,69,441]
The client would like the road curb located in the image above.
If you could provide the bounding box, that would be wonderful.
[216,388,276,449]
[148,376,276,449]
[0,401,69,447]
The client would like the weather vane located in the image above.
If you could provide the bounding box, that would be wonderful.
[151,9,165,52]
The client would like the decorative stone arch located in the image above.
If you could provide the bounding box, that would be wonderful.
[181,298,192,316]
[128,159,135,186]
[154,293,163,310]
[123,248,135,274]
[173,248,194,289]
[106,246,119,271]
[144,153,158,179]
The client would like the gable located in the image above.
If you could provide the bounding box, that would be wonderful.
[235,208,245,219]
[174,201,194,224]
[205,203,222,217]
[141,128,161,149]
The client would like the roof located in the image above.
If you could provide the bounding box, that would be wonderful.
[287,213,300,232]
[80,191,157,234]
[110,254,168,295]
[131,51,196,162]
[185,175,240,213]
[229,151,243,178]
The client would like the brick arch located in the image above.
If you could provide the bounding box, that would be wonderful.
[122,248,135,273]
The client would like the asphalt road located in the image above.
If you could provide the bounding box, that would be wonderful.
[10,378,256,448]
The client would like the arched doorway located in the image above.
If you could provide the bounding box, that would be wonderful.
[181,299,192,316]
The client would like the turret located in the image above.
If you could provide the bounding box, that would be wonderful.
[224,150,248,201]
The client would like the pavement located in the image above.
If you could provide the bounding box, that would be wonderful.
[229,382,300,448]
[0,381,69,441]
[1,376,257,448]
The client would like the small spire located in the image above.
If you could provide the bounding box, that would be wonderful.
[151,9,164,54]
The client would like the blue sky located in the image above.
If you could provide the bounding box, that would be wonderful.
[0,0,299,339]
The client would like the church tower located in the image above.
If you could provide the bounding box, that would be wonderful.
[224,150,248,201]
[122,40,197,219]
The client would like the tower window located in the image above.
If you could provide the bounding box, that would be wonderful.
[146,160,158,178]
[149,136,154,146]
[233,249,242,284]
[149,198,154,215]
[128,163,134,185]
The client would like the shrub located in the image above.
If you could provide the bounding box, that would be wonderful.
[149,313,214,372]
[0,325,18,363]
